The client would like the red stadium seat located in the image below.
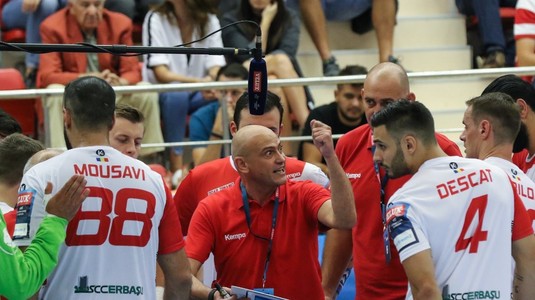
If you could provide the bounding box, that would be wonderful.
[0,68,37,138]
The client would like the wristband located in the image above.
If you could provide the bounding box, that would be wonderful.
[211,132,223,139]
[208,288,218,300]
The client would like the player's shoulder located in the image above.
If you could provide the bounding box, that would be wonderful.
[337,124,370,146]
[191,157,233,175]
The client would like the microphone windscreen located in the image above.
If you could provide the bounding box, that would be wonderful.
[248,57,267,115]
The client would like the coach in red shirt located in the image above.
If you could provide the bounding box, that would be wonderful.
[186,121,355,300]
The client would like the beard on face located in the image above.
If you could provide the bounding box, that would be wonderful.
[513,123,529,153]
[386,147,411,179]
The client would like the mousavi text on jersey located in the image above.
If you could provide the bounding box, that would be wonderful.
[74,163,146,180]
[74,276,143,296]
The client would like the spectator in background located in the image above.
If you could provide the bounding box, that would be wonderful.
[1,0,68,87]
[189,63,248,166]
[456,0,516,68]
[286,0,399,76]
[220,0,311,140]
[371,99,535,300]
[142,0,225,185]
[299,65,368,176]
[104,0,163,22]
[38,0,164,160]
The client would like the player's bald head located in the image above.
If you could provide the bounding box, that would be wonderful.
[232,125,278,157]
[24,149,65,174]
[365,62,410,97]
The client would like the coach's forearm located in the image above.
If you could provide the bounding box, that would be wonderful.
[325,154,355,229]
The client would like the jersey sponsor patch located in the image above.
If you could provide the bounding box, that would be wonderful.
[387,203,419,252]
[12,188,37,240]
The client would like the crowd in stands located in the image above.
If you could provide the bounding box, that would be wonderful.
[5,1,535,298]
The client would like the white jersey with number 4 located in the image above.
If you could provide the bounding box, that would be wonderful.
[387,157,531,300]
[13,146,184,299]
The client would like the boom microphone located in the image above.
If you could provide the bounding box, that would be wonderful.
[248,28,267,115]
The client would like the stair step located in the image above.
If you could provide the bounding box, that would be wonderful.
[297,46,472,77]
[297,16,467,53]
[398,0,458,17]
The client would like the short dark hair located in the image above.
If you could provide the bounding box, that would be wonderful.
[63,76,116,131]
[370,100,437,146]
[233,91,284,127]
[337,65,368,89]
[0,109,22,138]
[115,104,144,124]
[466,92,520,145]
[0,133,44,185]
[216,63,248,81]
[482,75,535,110]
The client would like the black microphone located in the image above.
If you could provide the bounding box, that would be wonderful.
[248,28,267,115]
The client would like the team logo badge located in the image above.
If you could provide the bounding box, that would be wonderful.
[95,149,109,162]
[449,162,464,174]
[511,168,521,181]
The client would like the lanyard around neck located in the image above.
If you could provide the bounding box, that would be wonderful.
[372,145,391,264]
[240,181,279,289]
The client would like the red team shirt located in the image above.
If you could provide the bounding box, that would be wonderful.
[335,124,461,300]
[186,178,331,300]
[174,156,329,236]
[12,146,184,299]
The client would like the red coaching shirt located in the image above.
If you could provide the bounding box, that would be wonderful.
[174,156,329,236]
[186,178,331,300]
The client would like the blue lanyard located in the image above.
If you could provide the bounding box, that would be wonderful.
[240,182,279,289]
[372,145,391,264]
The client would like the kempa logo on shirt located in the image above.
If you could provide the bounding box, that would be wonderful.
[74,276,143,296]
[346,173,361,179]
[225,232,246,241]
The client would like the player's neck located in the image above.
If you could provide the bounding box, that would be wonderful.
[70,132,110,148]
[480,144,513,162]
[416,146,448,172]
[241,180,277,206]
[0,183,18,208]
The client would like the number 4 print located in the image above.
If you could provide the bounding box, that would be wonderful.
[455,195,488,253]
[66,186,156,247]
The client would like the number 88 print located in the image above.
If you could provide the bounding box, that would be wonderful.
[66,187,156,247]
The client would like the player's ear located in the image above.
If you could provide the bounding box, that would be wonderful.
[234,156,248,173]
[479,120,491,139]
[63,107,72,129]
[403,135,417,154]
[230,121,238,136]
